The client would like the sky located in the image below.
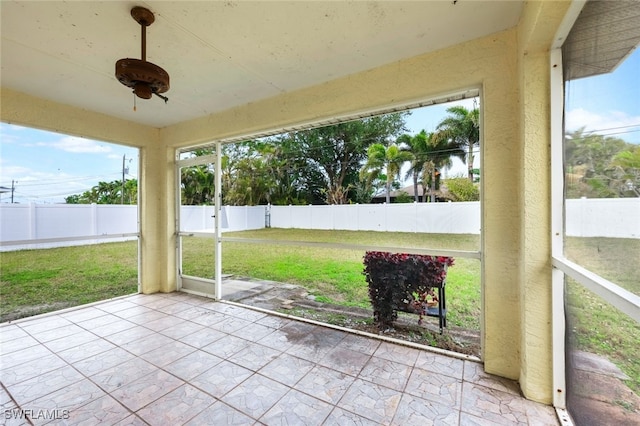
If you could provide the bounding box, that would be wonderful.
[1,48,638,204]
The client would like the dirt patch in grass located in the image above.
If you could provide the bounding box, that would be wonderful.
[227,277,481,358]
[1,301,74,323]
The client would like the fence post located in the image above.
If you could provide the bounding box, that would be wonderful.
[29,202,37,241]
[91,203,98,236]
[331,204,335,230]
[384,202,388,232]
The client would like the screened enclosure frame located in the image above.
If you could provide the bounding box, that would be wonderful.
[549,9,640,417]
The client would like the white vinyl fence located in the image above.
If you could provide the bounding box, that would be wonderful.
[1,198,638,251]
[565,198,640,238]
[270,202,481,234]
[0,204,138,251]
[179,205,266,232]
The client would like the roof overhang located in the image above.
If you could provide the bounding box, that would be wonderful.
[562,0,640,80]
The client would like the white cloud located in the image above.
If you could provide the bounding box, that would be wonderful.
[566,108,640,141]
[0,164,32,177]
[50,136,112,153]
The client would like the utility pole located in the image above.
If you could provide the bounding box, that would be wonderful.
[122,155,126,204]
[122,155,132,204]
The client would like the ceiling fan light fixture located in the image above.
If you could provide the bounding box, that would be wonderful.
[115,6,169,102]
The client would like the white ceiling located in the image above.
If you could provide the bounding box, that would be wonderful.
[1,1,524,128]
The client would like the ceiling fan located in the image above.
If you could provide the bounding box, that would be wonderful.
[115,6,169,104]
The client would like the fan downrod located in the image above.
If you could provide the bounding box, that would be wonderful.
[115,6,169,102]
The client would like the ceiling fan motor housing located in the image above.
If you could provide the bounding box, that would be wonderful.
[115,6,169,100]
[115,58,169,99]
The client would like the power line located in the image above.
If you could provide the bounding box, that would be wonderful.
[0,172,123,188]
[577,123,640,134]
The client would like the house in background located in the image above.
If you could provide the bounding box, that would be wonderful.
[372,184,426,204]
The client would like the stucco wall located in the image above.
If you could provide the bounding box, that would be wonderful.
[517,0,572,404]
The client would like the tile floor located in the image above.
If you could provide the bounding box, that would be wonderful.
[0,292,560,425]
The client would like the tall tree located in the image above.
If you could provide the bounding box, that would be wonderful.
[398,130,428,202]
[181,164,214,205]
[611,146,640,197]
[565,128,639,198]
[282,113,408,204]
[436,105,480,182]
[425,132,466,202]
[65,179,138,204]
[399,130,465,202]
[360,143,413,204]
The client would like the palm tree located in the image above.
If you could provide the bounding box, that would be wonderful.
[426,132,466,202]
[399,130,465,202]
[181,164,214,205]
[360,143,414,203]
[436,105,480,182]
[398,131,428,202]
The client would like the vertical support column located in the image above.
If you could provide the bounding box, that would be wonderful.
[513,0,574,403]
[518,48,554,404]
[175,155,182,292]
[481,39,523,381]
[139,142,177,294]
[214,142,223,300]
[550,47,567,408]
[137,152,142,294]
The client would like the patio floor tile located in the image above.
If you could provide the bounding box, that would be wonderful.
[358,355,413,391]
[260,388,333,424]
[0,292,559,425]
[0,353,67,387]
[405,366,463,407]
[163,349,223,381]
[294,365,356,404]
[336,378,403,424]
[138,340,196,367]
[72,347,136,376]
[415,350,465,380]
[184,400,254,425]
[62,394,132,425]
[88,357,158,393]
[324,407,380,425]
[220,373,289,419]
[136,384,216,425]
[460,382,530,425]
[189,360,253,398]
[27,379,105,425]
[109,369,184,412]
[6,365,85,406]
[393,393,460,424]
[258,353,315,387]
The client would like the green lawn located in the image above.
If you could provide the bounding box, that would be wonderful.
[1,230,637,393]
[0,243,138,322]
[565,237,640,394]
[184,229,481,329]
